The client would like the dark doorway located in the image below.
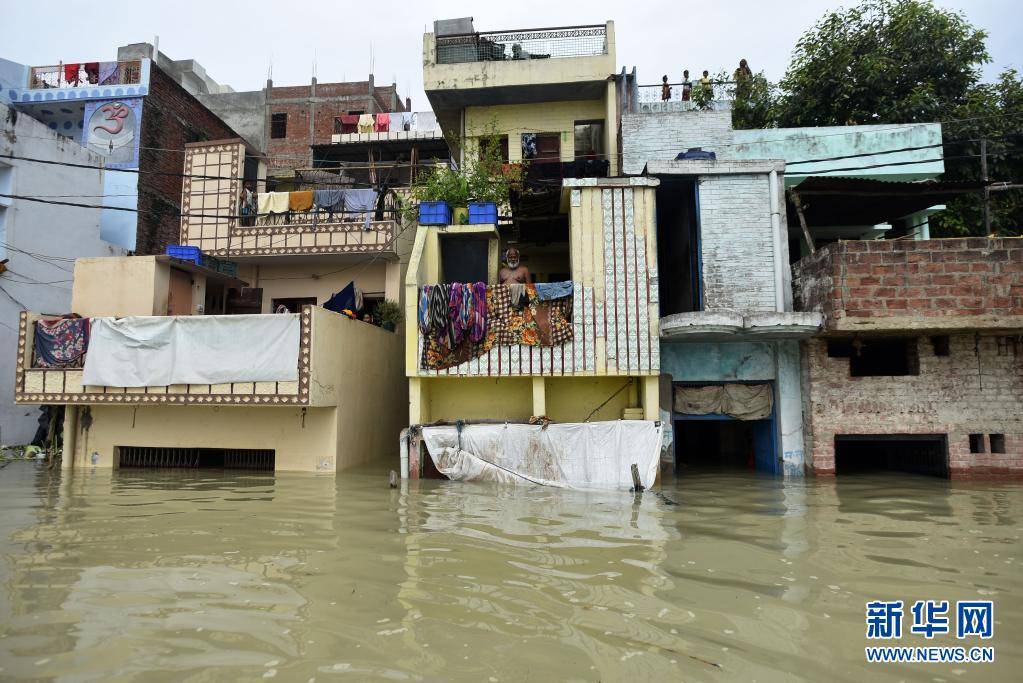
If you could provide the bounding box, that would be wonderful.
[227,287,263,314]
[441,236,489,283]
[834,435,948,477]
[656,178,701,315]
[674,418,777,472]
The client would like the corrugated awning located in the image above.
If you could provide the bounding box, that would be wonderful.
[787,177,985,227]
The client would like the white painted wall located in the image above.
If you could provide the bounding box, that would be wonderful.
[0,103,125,445]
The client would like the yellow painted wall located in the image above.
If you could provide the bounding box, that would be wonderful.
[235,260,392,314]
[465,99,607,164]
[72,257,171,317]
[425,377,533,423]
[546,376,636,422]
[67,405,339,472]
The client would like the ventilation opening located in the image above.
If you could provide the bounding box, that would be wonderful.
[827,337,920,376]
[930,335,951,356]
[118,447,275,471]
[834,435,948,478]
[989,434,1006,454]
[969,433,985,453]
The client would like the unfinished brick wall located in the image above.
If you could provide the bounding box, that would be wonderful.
[136,65,242,255]
[793,238,1023,330]
[803,335,1023,478]
[265,81,407,171]
[621,109,734,174]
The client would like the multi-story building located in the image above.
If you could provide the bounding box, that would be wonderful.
[0,48,243,255]
[0,102,125,445]
[11,138,410,472]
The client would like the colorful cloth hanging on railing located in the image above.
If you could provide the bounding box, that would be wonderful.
[33,317,90,369]
[420,283,573,371]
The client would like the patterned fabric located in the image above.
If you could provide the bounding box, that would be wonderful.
[429,284,451,348]
[448,283,465,347]
[470,282,488,343]
[535,281,574,301]
[34,318,90,369]
[418,286,433,334]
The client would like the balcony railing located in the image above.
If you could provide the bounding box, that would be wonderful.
[28,60,142,89]
[632,81,736,113]
[435,24,608,64]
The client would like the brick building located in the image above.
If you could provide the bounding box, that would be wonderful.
[794,238,1023,478]
[198,75,410,173]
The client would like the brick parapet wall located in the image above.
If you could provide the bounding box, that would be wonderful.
[136,65,242,255]
[803,335,1023,478]
[793,238,1023,331]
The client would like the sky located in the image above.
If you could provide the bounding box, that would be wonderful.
[2,0,1021,112]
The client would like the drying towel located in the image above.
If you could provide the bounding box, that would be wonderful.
[412,111,438,132]
[63,63,80,86]
[257,192,290,225]
[84,62,100,84]
[357,114,375,133]
[314,188,346,215]
[289,190,314,212]
[324,282,356,315]
[535,281,574,301]
[395,112,413,132]
[344,188,379,230]
[418,286,433,334]
[339,114,359,133]
[98,62,118,85]
[34,318,90,368]
[374,112,390,132]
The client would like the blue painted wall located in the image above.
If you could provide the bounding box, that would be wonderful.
[661,341,776,381]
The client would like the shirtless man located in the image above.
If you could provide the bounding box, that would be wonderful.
[499,247,530,284]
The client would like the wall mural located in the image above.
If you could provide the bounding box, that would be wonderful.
[81,98,143,168]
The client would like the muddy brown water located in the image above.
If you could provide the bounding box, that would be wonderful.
[0,461,1020,681]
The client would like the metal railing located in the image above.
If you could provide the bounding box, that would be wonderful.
[435,24,608,64]
[28,60,142,89]
[636,80,736,104]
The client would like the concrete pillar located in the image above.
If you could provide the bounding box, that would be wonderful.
[642,375,659,420]
[605,80,618,176]
[531,377,547,417]
[61,406,78,470]
[775,340,806,476]
[409,377,429,424]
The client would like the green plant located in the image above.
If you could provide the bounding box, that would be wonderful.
[374,299,403,328]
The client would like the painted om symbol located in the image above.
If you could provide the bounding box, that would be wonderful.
[94,103,130,135]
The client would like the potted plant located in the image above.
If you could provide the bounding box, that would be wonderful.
[374,299,402,332]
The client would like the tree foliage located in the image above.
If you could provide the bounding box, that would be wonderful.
[775,0,988,127]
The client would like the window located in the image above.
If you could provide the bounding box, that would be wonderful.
[989,434,1006,454]
[270,113,288,139]
[573,120,605,159]
[521,133,560,162]
[478,135,509,164]
[930,335,950,356]
[969,434,985,454]
[827,337,920,377]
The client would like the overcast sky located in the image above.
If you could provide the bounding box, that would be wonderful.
[3,1,1020,112]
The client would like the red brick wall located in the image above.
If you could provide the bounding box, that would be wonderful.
[793,238,1023,328]
[803,335,1023,478]
[265,81,407,171]
[136,65,242,255]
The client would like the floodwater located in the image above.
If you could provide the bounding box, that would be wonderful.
[0,462,1020,682]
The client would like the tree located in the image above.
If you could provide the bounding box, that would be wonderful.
[775,0,989,127]
[731,72,776,130]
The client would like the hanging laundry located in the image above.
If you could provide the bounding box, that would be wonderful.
[34,317,90,369]
[534,281,574,301]
[288,190,314,212]
[343,189,379,230]
[84,62,100,84]
[412,111,438,132]
[314,188,346,220]
[507,283,529,310]
[257,192,290,225]
[457,283,475,335]
[470,282,488,343]
[357,113,375,133]
[418,285,433,334]
[374,112,390,132]
[428,284,450,348]
[447,283,466,347]
[98,62,118,85]
[63,63,81,86]
[339,114,359,133]
[324,282,356,315]
[397,112,414,132]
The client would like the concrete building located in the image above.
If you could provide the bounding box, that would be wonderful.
[11,138,411,472]
[0,102,125,445]
[0,48,244,255]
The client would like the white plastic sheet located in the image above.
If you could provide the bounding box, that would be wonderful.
[82,314,300,387]
[421,421,663,491]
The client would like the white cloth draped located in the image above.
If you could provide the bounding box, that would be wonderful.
[82,314,300,387]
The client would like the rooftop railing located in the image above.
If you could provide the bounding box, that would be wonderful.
[636,80,736,104]
[435,24,608,64]
[28,60,142,89]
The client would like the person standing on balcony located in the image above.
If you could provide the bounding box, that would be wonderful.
[499,248,530,285]
[661,76,672,101]
[734,58,753,82]
[681,70,692,101]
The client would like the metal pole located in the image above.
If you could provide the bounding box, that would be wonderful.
[981,139,992,235]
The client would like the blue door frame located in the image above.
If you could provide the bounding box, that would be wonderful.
[673,382,780,474]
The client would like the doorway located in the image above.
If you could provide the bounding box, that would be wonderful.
[656,178,702,315]
[674,416,777,473]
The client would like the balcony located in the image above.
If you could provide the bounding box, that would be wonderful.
[434,24,609,64]
[630,80,735,114]
[12,59,151,105]
[793,238,1023,332]
[15,306,399,407]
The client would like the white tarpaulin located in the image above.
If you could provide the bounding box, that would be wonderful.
[421,421,663,490]
[82,314,300,387]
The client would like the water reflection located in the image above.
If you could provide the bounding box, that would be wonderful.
[0,463,1019,681]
